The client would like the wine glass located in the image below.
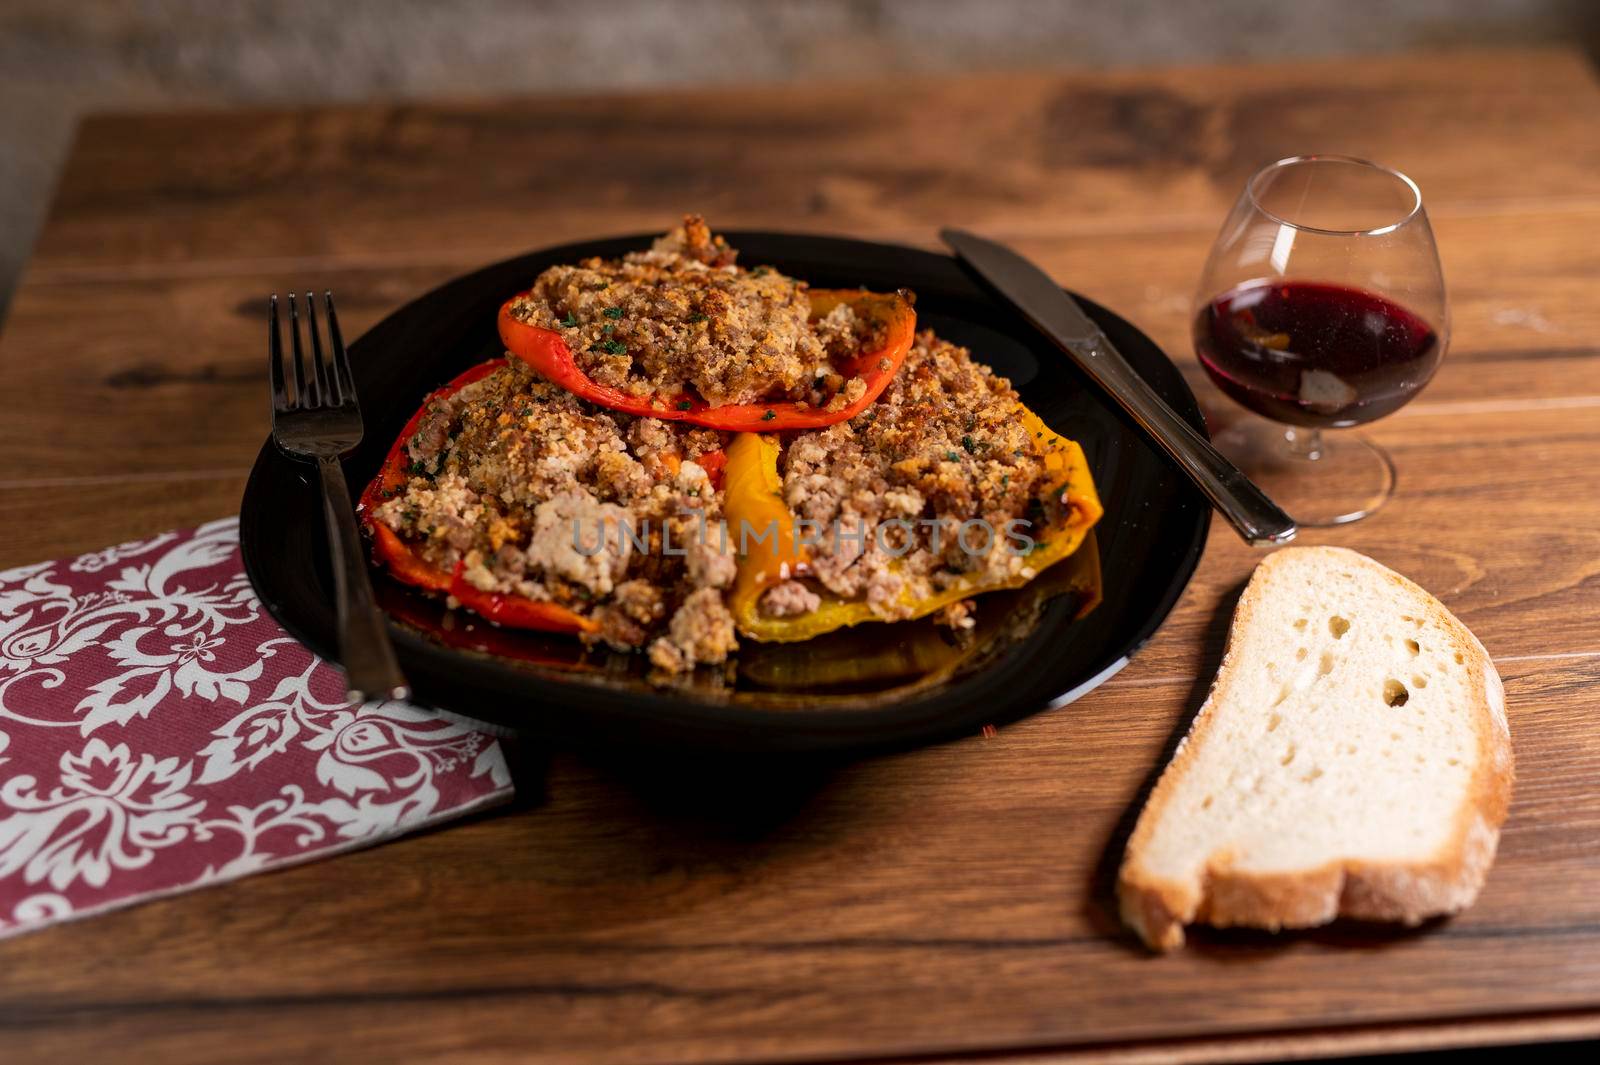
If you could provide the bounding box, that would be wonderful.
[1193,155,1448,526]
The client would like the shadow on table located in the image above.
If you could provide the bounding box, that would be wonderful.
[560,746,842,836]
[487,741,850,858]
[387,742,852,937]
[1082,575,1243,950]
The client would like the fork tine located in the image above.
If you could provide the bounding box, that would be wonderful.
[325,290,357,405]
[288,293,315,407]
[269,294,291,412]
[304,290,335,405]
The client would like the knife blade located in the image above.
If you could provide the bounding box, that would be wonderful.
[941,228,1296,547]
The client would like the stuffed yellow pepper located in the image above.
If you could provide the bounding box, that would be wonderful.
[722,331,1102,641]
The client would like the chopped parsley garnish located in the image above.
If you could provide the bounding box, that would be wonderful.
[761,409,777,422]
[687,313,708,323]
[602,306,624,319]
[675,400,693,411]
[589,339,628,355]
[408,460,429,476]
[1000,474,1010,488]
[601,323,615,335]
[944,450,961,462]
[560,311,578,328]
[587,280,610,291]
[961,434,976,453]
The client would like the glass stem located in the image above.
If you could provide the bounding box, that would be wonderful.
[1285,427,1324,462]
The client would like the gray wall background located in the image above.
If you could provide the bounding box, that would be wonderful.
[2,0,1595,317]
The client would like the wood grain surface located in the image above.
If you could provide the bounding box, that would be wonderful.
[1,47,1598,1064]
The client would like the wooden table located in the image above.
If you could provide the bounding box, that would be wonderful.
[1,47,1598,1063]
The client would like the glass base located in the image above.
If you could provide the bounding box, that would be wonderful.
[1211,420,1395,527]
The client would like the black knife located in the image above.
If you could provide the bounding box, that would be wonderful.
[941,228,1296,547]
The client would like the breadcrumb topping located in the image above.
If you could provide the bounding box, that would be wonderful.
[506,215,880,407]
[371,359,737,671]
[766,331,1071,623]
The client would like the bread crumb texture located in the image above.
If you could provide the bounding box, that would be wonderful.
[1117,546,1513,950]
[507,215,879,407]
[766,331,1066,623]
[371,359,737,672]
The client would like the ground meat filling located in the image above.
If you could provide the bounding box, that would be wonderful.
[765,331,1071,623]
[505,215,881,408]
[371,359,738,671]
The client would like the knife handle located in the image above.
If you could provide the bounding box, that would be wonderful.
[1071,336,1296,546]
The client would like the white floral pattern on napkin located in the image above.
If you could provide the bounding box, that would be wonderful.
[0,517,512,937]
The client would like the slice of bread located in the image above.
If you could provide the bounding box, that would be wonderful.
[1118,546,1512,951]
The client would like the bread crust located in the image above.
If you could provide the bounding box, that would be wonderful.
[1117,547,1514,951]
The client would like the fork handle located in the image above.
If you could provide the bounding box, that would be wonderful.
[316,455,410,702]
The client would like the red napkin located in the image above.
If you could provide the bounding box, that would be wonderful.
[0,518,512,937]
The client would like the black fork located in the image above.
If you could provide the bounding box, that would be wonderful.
[269,291,408,701]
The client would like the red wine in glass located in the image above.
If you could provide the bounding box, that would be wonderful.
[1194,155,1449,525]
[1194,281,1442,429]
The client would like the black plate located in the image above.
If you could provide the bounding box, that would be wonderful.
[240,233,1208,754]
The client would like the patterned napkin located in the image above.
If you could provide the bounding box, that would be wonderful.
[0,518,512,938]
